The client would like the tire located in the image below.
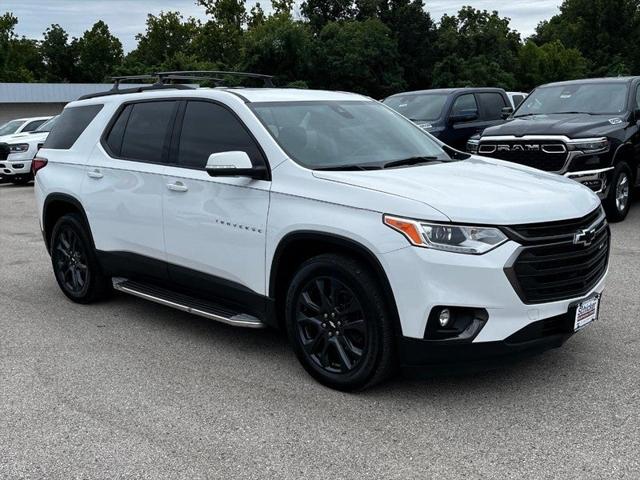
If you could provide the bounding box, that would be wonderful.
[285,254,395,391]
[603,162,633,222]
[50,213,112,304]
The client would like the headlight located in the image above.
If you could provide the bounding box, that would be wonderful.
[567,138,609,153]
[466,138,479,153]
[384,215,508,254]
[9,143,29,153]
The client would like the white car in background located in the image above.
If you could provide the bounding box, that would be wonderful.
[0,116,57,185]
[0,116,52,142]
[506,91,528,109]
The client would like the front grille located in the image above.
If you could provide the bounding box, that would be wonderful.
[0,143,9,161]
[504,209,609,304]
[478,139,567,172]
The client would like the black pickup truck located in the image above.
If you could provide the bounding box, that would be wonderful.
[467,77,640,221]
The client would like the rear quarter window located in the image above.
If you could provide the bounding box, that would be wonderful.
[43,104,103,149]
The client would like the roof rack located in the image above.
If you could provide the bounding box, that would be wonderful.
[77,70,275,100]
[156,71,275,87]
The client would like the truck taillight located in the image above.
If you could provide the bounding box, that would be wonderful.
[32,157,48,175]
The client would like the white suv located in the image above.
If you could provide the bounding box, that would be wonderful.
[0,116,57,184]
[34,76,609,390]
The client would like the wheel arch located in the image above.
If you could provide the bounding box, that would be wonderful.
[269,231,402,335]
[43,193,94,253]
[612,141,638,183]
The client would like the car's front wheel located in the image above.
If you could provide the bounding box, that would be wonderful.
[604,161,633,222]
[285,254,395,391]
[50,213,111,303]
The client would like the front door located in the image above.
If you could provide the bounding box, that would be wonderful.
[162,100,271,311]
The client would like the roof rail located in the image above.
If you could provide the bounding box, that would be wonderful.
[76,70,274,101]
[156,71,275,87]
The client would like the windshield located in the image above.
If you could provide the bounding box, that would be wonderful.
[0,120,24,136]
[383,93,448,122]
[250,100,449,170]
[35,116,58,132]
[515,82,628,117]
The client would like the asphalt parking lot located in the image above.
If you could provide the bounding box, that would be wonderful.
[0,183,638,479]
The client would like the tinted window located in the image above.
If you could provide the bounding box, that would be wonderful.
[22,119,47,132]
[511,95,525,108]
[451,94,478,117]
[105,105,132,156]
[35,116,58,133]
[635,87,640,109]
[44,104,104,149]
[383,94,448,122]
[120,101,176,163]
[477,93,507,120]
[178,101,264,169]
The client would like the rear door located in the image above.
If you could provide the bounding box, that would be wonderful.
[81,100,178,279]
[162,99,271,308]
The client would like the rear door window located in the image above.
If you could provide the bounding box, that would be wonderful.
[477,93,508,120]
[22,119,47,132]
[118,101,177,163]
[176,100,264,169]
[511,94,525,108]
[44,104,104,149]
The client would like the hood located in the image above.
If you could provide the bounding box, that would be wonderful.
[0,131,49,144]
[312,157,600,225]
[481,113,626,139]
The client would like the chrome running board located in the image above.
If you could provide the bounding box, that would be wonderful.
[112,278,265,329]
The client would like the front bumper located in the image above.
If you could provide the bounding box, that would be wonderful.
[381,241,606,339]
[565,167,614,199]
[399,307,579,375]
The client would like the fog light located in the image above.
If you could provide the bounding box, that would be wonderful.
[438,308,451,327]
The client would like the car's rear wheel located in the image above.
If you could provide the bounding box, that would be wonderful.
[285,254,395,391]
[51,213,111,303]
[604,162,633,222]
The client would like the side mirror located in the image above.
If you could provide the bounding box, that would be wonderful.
[501,106,514,119]
[205,151,266,180]
[449,111,478,124]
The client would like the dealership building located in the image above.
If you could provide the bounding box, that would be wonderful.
[0,83,120,124]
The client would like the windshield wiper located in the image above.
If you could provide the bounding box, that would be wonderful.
[555,111,595,115]
[383,156,441,169]
[314,164,382,171]
[513,113,542,118]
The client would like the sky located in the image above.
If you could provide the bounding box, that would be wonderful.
[4,0,563,52]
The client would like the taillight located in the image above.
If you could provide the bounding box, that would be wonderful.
[32,157,48,175]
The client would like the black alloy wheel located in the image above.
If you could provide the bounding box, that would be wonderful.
[295,276,367,374]
[50,213,111,303]
[285,254,395,391]
[53,227,89,296]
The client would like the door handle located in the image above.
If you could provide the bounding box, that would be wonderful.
[87,169,103,179]
[167,181,188,192]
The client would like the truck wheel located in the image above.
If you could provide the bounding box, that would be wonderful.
[50,213,112,304]
[604,162,633,222]
[285,254,395,391]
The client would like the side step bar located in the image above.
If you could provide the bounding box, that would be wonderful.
[112,278,265,329]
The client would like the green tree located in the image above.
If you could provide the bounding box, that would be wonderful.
[432,7,521,89]
[534,0,640,76]
[378,0,437,90]
[195,0,247,68]
[75,21,123,82]
[312,19,405,97]
[271,0,295,16]
[130,12,200,67]
[243,14,312,84]
[41,24,76,81]
[248,3,267,28]
[301,0,356,31]
[517,40,588,91]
